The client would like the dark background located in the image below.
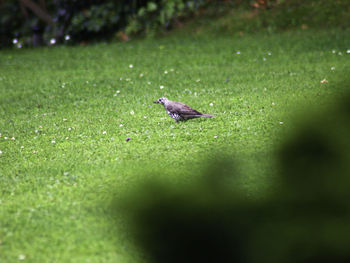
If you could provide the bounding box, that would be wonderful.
[1,0,350,48]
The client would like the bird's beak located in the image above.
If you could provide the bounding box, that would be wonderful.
[153,100,159,104]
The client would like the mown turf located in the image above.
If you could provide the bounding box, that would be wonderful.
[0,29,349,262]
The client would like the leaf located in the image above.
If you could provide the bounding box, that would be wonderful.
[138,7,146,16]
[147,2,158,12]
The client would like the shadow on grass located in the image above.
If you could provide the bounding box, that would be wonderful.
[112,85,350,263]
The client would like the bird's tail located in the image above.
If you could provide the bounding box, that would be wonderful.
[183,114,214,120]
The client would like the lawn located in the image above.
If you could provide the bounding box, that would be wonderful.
[0,28,349,262]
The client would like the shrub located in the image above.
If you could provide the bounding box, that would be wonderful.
[0,0,205,48]
[125,0,204,37]
[1,0,349,48]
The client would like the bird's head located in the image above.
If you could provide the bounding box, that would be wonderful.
[154,97,169,105]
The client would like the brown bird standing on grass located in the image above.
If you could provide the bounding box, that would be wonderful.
[154,97,214,122]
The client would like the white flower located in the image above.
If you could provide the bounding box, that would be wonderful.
[263,57,267,61]
[50,38,56,45]
[0,150,3,155]
[65,35,70,41]
[209,103,214,107]
[268,52,272,56]
[126,78,131,81]
[347,50,350,54]
[63,118,67,121]
[33,150,38,154]
[196,79,200,82]
[113,94,117,97]
[338,52,342,55]
[170,68,174,72]
[272,102,275,106]
[18,254,26,260]
[332,50,336,53]
[130,110,135,115]
[160,85,164,89]
[144,116,147,119]
[11,137,15,140]
[331,67,335,71]
[214,136,218,138]
[102,131,107,135]
[236,51,241,55]
[164,70,168,74]
[116,90,120,93]
[13,39,18,44]
[139,73,144,77]
[119,124,124,127]
[51,140,56,144]
[279,122,284,125]
[68,127,72,131]
[147,81,151,85]
[119,77,123,80]
[21,146,24,149]
[4,137,8,140]
[129,64,134,68]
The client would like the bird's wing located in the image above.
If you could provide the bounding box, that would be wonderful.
[169,101,202,116]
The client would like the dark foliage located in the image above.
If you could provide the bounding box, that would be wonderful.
[0,0,204,48]
[116,86,350,263]
[2,0,349,48]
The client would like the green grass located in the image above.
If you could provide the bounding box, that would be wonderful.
[1,29,350,262]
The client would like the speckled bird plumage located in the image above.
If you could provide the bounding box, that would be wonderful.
[154,97,214,122]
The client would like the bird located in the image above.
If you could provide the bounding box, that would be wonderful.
[154,97,214,122]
